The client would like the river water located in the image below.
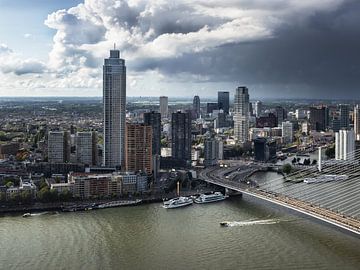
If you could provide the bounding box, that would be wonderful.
[1,190,359,270]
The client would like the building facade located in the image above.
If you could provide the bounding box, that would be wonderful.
[339,104,350,130]
[218,91,229,114]
[48,131,70,163]
[193,95,201,118]
[171,111,192,163]
[354,105,360,140]
[309,106,329,131]
[125,123,153,175]
[254,101,262,117]
[206,102,218,114]
[282,121,294,144]
[234,86,249,143]
[103,49,126,168]
[335,130,355,161]
[160,96,168,119]
[76,131,97,165]
[144,111,161,155]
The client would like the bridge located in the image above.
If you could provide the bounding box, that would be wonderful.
[199,149,360,236]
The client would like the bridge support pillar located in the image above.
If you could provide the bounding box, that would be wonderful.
[318,146,322,172]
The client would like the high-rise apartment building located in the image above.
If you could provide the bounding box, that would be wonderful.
[144,111,161,155]
[48,131,70,163]
[160,96,168,119]
[218,91,229,114]
[193,95,201,118]
[103,49,126,168]
[125,123,153,175]
[354,105,360,140]
[335,130,355,161]
[339,104,350,130]
[76,131,97,165]
[234,86,249,143]
[171,111,192,162]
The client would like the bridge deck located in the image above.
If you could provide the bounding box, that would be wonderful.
[199,166,360,236]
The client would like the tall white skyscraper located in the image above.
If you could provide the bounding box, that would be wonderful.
[234,86,249,143]
[254,101,263,117]
[335,130,355,161]
[281,121,293,144]
[160,96,168,119]
[103,49,126,168]
[354,105,360,140]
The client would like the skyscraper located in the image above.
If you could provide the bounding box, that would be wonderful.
[254,101,263,117]
[76,131,97,165]
[282,121,294,144]
[160,96,168,119]
[103,49,126,168]
[48,131,70,163]
[275,106,286,125]
[171,111,192,162]
[339,104,350,130]
[125,123,153,175]
[309,106,329,131]
[193,95,200,118]
[218,91,229,114]
[354,105,360,140]
[234,86,249,143]
[144,111,161,155]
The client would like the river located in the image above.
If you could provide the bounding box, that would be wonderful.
[1,189,359,270]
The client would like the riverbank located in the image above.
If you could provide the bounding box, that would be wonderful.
[0,186,232,215]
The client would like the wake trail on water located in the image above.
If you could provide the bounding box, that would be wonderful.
[223,218,295,227]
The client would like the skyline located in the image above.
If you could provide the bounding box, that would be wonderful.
[0,0,360,99]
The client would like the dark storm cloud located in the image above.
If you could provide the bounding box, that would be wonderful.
[130,0,360,99]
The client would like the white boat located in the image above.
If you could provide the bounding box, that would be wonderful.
[194,192,228,204]
[22,213,31,218]
[163,197,193,209]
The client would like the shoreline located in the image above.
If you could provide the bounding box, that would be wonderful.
[0,188,235,215]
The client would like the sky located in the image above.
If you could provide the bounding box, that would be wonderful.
[0,0,359,99]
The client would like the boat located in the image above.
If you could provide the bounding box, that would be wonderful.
[220,221,231,227]
[194,192,228,204]
[163,197,193,209]
[22,213,31,218]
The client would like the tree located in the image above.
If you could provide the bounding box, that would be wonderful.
[282,163,292,174]
[5,181,14,188]
[292,157,297,164]
[37,187,58,202]
[312,159,317,165]
[20,190,32,204]
[58,190,72,202]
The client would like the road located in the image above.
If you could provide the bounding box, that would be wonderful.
[199,165,360,236]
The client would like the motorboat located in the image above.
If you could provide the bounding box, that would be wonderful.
[194,192,228,204]
[163,197,193,209]
[220,221,231,227]
[22,213,31,218]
